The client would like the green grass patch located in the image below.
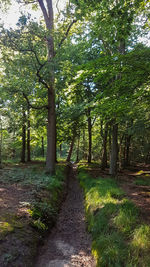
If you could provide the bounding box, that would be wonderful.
[78,168,150,267]
[134,176,150,186]
[25,164,66,232]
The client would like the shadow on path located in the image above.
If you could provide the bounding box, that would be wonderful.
[35,165,96,267]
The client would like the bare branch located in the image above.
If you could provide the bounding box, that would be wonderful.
[58,19,77,48]
[38,0,50,28]
[56,0,60,17]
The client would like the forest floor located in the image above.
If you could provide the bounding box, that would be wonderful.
[0,161,67,267]
[35,165,96,267]
[86,163,150,224]
[0,161,150,266]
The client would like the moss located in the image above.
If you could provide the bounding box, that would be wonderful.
[0,213,24,240]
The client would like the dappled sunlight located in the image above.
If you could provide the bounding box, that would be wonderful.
[0,188,6,192]
[132,225,150,250]
[78,167,150,266]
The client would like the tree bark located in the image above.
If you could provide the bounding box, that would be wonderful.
[66,134,76,162]
[0,117,2,168]
[46,87,56,173]
[109,123,118,176]
[109,39,125,175]
[59,144,62,158]
[101,122,108,170]
[21,110,26,163]
[76,133,80,163]
[38,0,56,174]
[118,134,124,170]
[87,107,92,163]
[82,129,87,160]
[124,134,131,167]
[27,106,31,162]
[41,136,44,157]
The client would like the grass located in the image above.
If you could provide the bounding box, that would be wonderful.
[78,166,150,267]
[134,175,150,186]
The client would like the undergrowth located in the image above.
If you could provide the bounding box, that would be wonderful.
[78,166,150,267]
[134,174,150,186]
[0,163,67,266]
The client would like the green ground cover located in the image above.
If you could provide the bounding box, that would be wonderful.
[0,162,67,266]
[134,174,150,186]
[78,165,150,267]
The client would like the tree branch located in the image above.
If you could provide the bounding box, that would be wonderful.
[38,0,50,28]
[58,19,77,48]
[36,64,50,90]
[22,92,48,110]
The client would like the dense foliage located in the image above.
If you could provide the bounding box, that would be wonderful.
[0,0,150,174]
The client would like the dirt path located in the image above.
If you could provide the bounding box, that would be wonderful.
[35,165,96,267]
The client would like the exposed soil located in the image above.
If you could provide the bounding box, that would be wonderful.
[35,165,96,267]
[0,162,150,266]
[119,166,150,224]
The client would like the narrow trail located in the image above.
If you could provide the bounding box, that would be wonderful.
[35,165,96,267]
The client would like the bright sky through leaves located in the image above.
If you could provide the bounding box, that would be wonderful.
[0,0,67,28]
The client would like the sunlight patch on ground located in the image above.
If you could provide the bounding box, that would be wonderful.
[0,188,6,192]
[55,240,75,256]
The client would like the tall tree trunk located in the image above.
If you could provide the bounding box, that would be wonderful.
[101,122,108,170]
[76,133,80,163]
[109,123,118,176]
[41,136,44,157]
[82,129,86,160]
[46,89,56,173]
[87,107,92,163]
[124,134,131,167]
[109,39,125,175]
[59,144,62,158]
[66,134,76,162]
[118,134,124,170]
[21,110,26,163]
[0,117,2,168]
[27,106,31,162]
[38,0,56,174]
[109,126,112,163]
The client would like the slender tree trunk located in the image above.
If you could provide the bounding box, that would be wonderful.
[109,123,118,176]
[87,107,92,163]
[59,144,62,158]
[0,117,2,168]
[118,134,124,170]
[46,88,56,173]
[101,123,108,170]
[109,126,112,163]
[66,134,76,162]
[27,107,31,162]
[41,136,44,157]
[109,39,125,175]
[82,129,86,160]
[124,134,131,167]
[21,110,26,163]
[76,133,80,163]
